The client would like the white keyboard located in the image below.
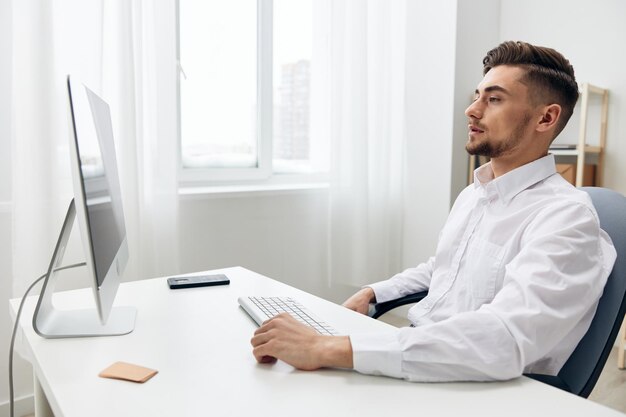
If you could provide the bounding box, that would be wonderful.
[238,296,339,336]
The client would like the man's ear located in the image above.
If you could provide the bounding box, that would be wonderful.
[536,104,562,132]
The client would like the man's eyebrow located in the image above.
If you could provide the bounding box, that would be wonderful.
[475,85,511,95]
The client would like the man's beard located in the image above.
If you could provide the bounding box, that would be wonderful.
[466,140,501,158]
[465,113,532,158]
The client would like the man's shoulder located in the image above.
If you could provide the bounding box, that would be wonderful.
[455,183,478,202]
[520,175,600,230]
[526,174,594,209]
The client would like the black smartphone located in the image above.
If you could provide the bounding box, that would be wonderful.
[167,274,230,289]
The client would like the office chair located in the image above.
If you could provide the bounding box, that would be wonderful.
[369,186,626,398]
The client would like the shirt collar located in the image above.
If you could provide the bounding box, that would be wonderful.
[473,154,557,204]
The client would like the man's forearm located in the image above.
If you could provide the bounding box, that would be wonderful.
[342,287,376,314]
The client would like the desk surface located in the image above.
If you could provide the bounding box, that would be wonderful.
[10,267,625,417]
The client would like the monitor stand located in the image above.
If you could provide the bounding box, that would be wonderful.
[32,199,136,338]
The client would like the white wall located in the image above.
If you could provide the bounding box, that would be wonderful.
[178,189,332,300]
[500,0,626,195]
[450,0,501,200]
[0,1,10,203]
[401,0,459,268]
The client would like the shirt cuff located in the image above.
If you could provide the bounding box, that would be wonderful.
[366,280,403,303]
[350,331,404,379]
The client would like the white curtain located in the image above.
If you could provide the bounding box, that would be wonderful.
[327,0,408,294]
[101,1,180,283]
[10,0,179,294]
[7,0,179,403]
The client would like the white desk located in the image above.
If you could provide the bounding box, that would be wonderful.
[10,266,625,417]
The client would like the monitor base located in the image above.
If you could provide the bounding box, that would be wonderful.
[32,199,136,339]
[34,306,137,339]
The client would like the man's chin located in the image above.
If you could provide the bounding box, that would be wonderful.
[465,143,481,156]
[465,142,493,157]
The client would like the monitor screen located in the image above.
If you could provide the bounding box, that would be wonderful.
[67,76,131,324]
[73,86,127,288]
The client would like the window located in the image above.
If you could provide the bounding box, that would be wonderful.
[177,0,329,184]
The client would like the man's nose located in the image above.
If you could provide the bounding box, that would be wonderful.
[465,100,483,119]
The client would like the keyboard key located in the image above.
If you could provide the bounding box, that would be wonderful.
[246,296,337,335]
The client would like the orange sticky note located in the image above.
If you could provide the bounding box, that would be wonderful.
[99,361,158,383]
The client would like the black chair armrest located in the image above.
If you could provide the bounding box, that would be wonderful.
[369,291,429,319]
[524,374,571,393]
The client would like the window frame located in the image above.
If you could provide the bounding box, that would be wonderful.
[177,0,329,188]
[176,0,273,185]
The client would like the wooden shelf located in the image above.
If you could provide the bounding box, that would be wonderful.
[542,83,609,187]
[571,83,609,187]
[550,145,602,156]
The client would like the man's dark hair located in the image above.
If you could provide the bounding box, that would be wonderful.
[483,41,579,139]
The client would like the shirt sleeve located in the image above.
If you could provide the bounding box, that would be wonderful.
[367,256,435,303]
[350,202,616,382]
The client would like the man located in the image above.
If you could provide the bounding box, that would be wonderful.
[250,41,616,381]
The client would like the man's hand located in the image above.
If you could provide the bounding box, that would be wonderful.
[251,313,353,370]
[342,287,376,315]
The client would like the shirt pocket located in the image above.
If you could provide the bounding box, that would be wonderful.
[464,237,505,300]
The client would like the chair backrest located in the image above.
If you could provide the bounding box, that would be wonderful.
[557,187,626,397]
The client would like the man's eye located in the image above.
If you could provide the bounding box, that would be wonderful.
[488,96,501,102]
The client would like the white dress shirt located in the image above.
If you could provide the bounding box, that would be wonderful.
[350,154,616,382]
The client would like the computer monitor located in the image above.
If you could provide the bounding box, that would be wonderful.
[32,76,136,338]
